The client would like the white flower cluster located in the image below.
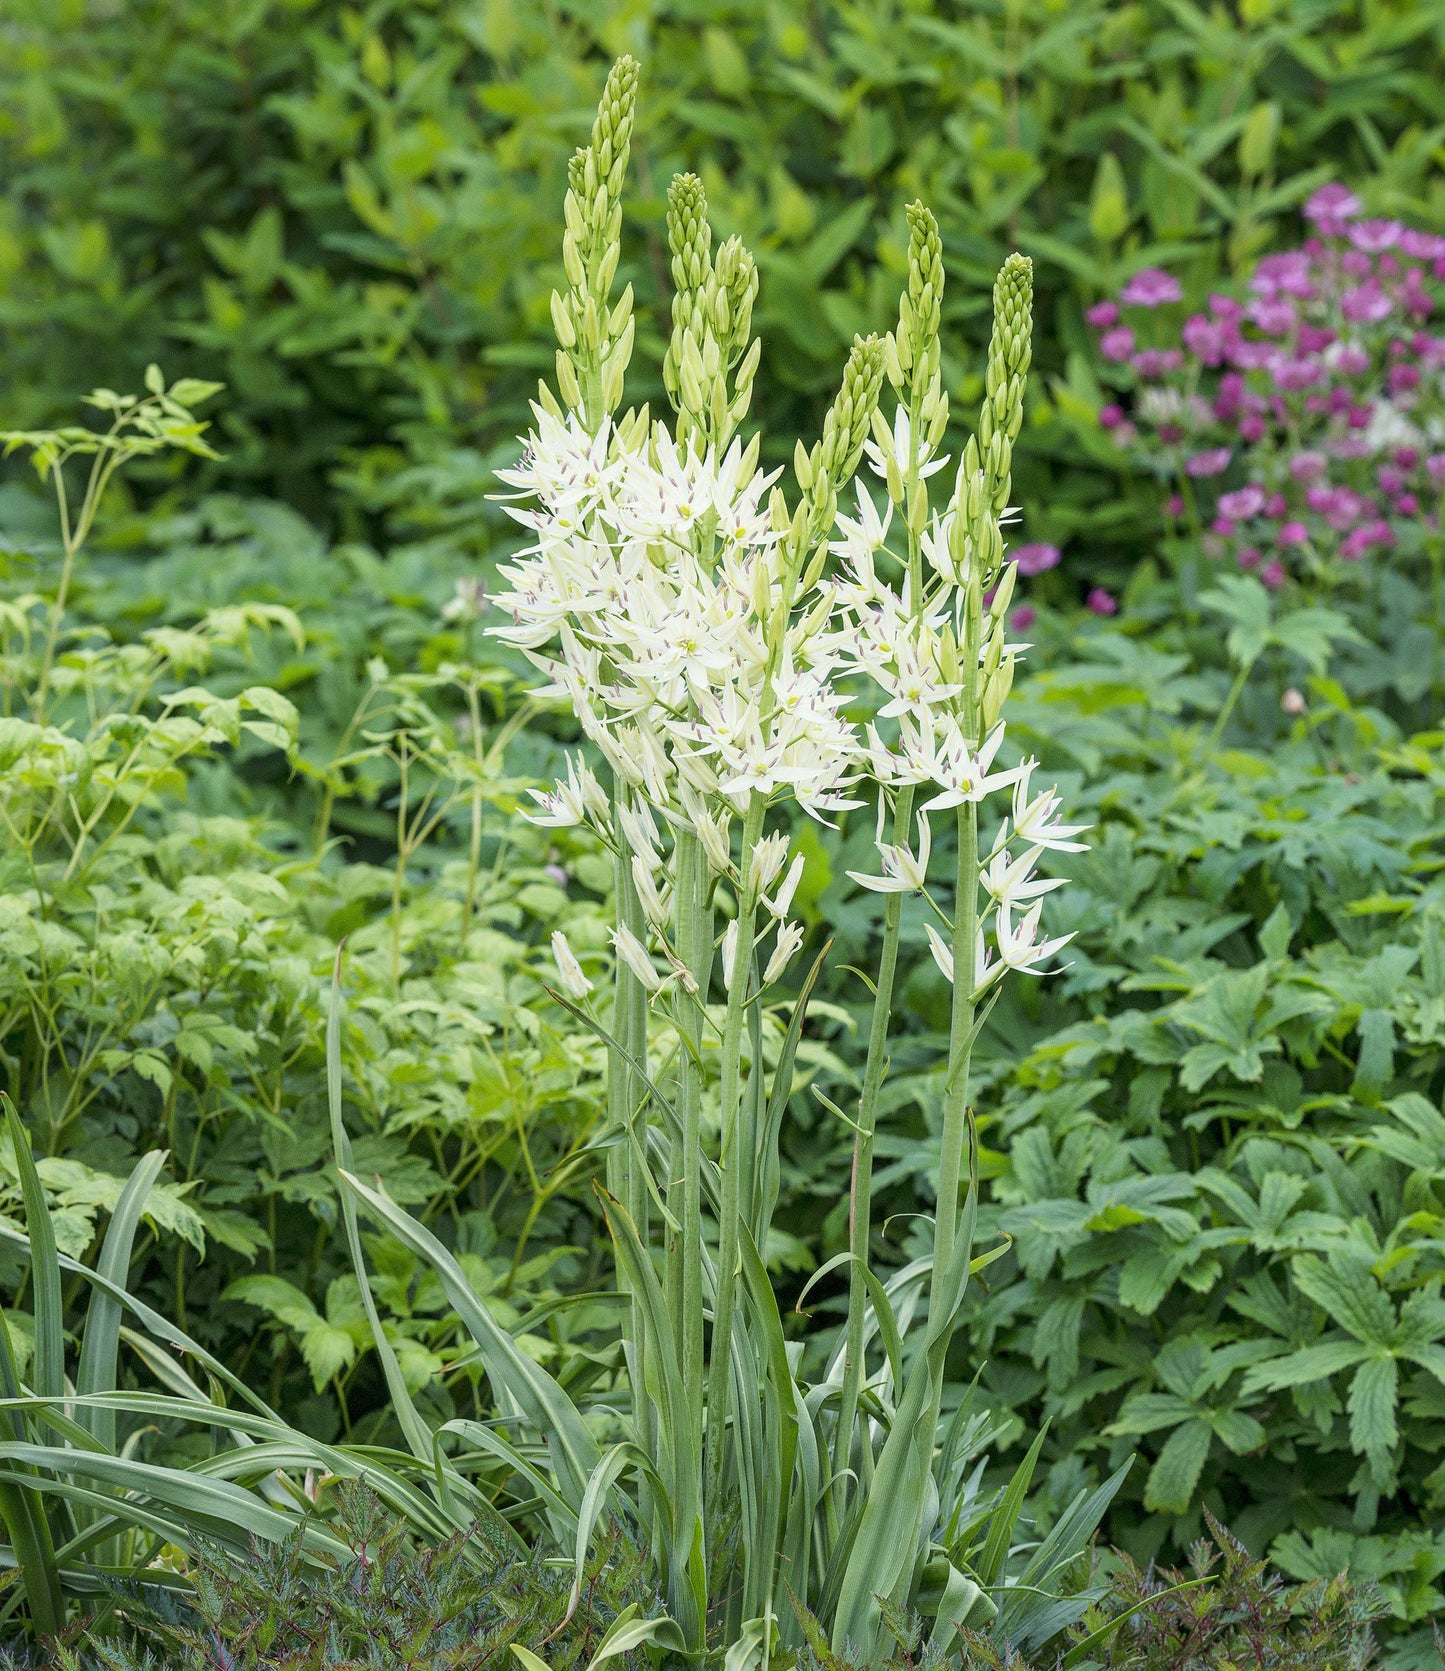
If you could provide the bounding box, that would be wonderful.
[830,424,1087,991]
[493,406,852,996]
[494,394,1084,1005]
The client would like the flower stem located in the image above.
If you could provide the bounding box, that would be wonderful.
[932,797,978,1298]
[609,805,654,1467]
[704,791,766,1524]
[833,799,913,1501]
[669,830,709,1443]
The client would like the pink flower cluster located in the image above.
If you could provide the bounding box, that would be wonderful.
[1089,184,1445,590]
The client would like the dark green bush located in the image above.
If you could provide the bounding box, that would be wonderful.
[67,1485,659,1671]
[787,1515,1384,1670]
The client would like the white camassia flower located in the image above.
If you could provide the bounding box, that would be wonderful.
[848,811,932,894]
[527,755,608,828]
[981,845,1067,910]
[550,930,593,999]
[921,722,1024,812]
[925,922,1003,995]
[631,854,671,929]
[748,831,791,895]
[721,919,740,988]
[1008,762,1090,852]
[996,898,1073,975]
[829,483,893,574]
[862,406,949,485]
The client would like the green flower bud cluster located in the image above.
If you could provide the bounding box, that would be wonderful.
[790,335,885,588]
[885,202,944,396]
[942,253,1034,741]
[976,252,1033,515]
[874,205,950,551]
[546,56,640,431]
[947,252,1034,597]
[663,173,761,450]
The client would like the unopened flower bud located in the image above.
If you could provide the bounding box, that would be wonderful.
[632,854,670,929]
[748,831,790,896]
[550,290,577,348]
[764,920,805,986]
[769,853,806,919]
[551,931,593,999]
[612,924,662,992]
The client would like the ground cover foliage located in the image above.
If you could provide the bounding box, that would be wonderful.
[0,4,1443,1668]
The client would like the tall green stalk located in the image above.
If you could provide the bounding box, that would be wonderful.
[703,792,767,1527]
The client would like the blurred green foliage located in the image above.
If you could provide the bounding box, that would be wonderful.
[4,0,1445,564]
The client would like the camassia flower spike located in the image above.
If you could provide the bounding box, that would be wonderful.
[480,56,1085,1665]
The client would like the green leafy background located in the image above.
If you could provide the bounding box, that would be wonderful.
[4,1,1445,1664]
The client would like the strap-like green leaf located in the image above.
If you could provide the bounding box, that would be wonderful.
[76,1150,165,1450]
[342,1167,599,1509]
[3,1098,62,1403]
[975,1423,1048,1589]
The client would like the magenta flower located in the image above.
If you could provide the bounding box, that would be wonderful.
[1098,403,1125,430]
[1236,546,1261,569]
[1277,521,1309,546]
[1012,542,1061,577]
[1086,587,1118,615]
[1288,450,1328,483]
[1132,348,1184,377]
[1303,183,1361,234]
[1388,363,1421,395]
[1249,297,1297,335]
[1252,251,1314,299]
[1335,344,1371,377]
[1395,493,1420,515]
[1264,492,1288,519]
[1349,219,1403,253]
[1426,453,1445,487]
[1401,229,1445,260]
[1261,560,1286,590]
[1341,282,1392,324]
[1183,313,1229,364]
[1120,267,1183,308]
[1010,604,1037,632]
[1210,516,1235,537]
[1166,493,1186,518]
[1085,300,1120,327]
[1186,448,1231,478]
[1099,326,1135,362]
[1270,357,1320,393]
[1214,373,1245,421]
[1218,486,1266,521]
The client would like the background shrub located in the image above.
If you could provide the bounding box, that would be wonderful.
[4,0,1445,567]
